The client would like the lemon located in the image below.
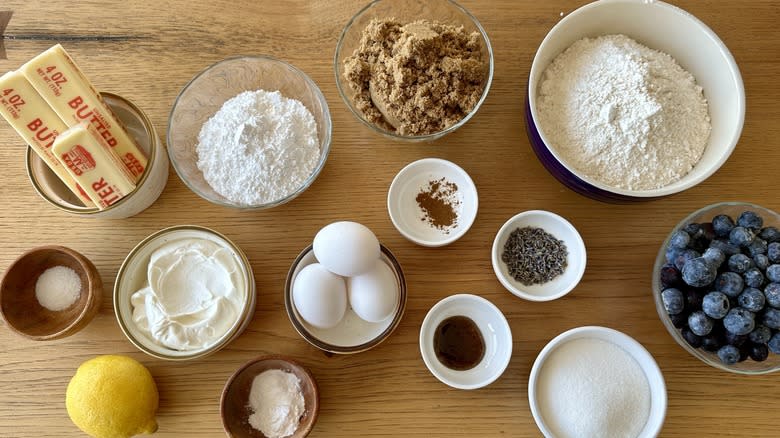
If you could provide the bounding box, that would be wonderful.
[66,355,159,438]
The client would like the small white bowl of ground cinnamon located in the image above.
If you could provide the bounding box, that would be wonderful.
[388,158,478,247]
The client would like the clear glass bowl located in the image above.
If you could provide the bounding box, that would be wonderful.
[652,202,780,374]
[167,56,332,209]
[334,0,493,142]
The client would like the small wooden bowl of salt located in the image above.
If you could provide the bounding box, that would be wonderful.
[0,245,102,340]
[221,356,319,438]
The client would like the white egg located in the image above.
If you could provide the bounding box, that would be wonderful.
[292,263,347,329]
[347,261,399,323]
[313,221,380,277]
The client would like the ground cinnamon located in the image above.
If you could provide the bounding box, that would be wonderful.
[416,178,460,232]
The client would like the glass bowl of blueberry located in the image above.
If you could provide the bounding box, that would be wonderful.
[653,202,780,374]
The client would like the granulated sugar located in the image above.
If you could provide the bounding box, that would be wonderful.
[537,337,651,438]
[196,90,320,206]
[537,34,711,191]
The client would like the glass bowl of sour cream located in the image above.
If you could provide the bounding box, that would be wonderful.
[114,225,256,360]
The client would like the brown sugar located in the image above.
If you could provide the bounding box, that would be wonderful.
[343,18,487,136]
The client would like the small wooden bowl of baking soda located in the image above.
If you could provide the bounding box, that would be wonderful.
[0,245,102,340]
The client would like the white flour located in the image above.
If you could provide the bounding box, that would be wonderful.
[537,34,711,191]
[247,369,305,438]
[196,90,320,205]
[537,338,651,438]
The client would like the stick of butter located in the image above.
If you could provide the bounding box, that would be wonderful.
[53,123,136,210]
[20,44,147,182]
[0,70,94,207]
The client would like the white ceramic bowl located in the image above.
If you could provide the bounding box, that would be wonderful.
[387,158,478,247]
[284,245,407,354]
[492,211,586,301]
[528,326,667,438]
[526,0,744,201]
[419,294,512,390]
[114,226,256,361]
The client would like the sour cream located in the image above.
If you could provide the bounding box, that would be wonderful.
[130,238,245,350]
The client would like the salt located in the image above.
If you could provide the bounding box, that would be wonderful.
[35,266,81,311]
[537,338,651,438]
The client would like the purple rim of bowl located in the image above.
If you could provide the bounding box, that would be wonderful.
[524,95,658,204]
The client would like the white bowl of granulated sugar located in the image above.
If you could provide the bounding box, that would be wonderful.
[525,0,744,202]
[528,326,667,438]
[168,56,332,209]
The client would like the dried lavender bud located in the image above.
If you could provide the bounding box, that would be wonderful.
[501,227,568,285]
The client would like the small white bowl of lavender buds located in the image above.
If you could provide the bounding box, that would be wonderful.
[491,210,587,302]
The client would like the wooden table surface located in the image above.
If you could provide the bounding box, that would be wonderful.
[0,0,778,436]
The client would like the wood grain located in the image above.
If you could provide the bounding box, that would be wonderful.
[0,0,779,436]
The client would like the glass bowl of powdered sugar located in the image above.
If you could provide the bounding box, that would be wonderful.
[168,56,332,209]
[526,0,744,202]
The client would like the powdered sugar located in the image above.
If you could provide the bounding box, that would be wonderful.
[537,34,711,191]
[196,90,320,205]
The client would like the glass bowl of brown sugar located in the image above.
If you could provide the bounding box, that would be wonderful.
[334,0,494,142]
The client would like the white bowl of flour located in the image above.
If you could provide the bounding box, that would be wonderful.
[526,0,744,201]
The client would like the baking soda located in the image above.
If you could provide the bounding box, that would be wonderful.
[248,369,305,438]
[35,266,81,311]
[537,337,651,438]
[537,34,711,191]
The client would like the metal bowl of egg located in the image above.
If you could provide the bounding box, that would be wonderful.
[528,326,667,437]
[334,0,493,142]
[167,56,332,209]
[284,222,407,354]
[26,92,169,219]
[526,0,744,202]
[114,225,256,361]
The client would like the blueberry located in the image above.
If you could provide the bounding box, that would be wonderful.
[669,230,690,249]
[725,330,749,347]
[749,325,772,344]
[768,243,780,264]
[661,288,685,315]
[738,343,752,362]
[737,211,764,232]
[744,268,765,288]
[683,223,702,235]
[669,312,688,329]
[702,291,730,319]
[665,247,681,264]
[754,254,770,271]
[759,226,780,243]
[750,343,769,362]
[769,333,780,354]
[715,272,744,297]
[728,253,754,273]
[712,214,735,237]
[682,327,703,348]
[747,238,768,257]
[709,239,741,256]
[659,265,682,288]
[717,344,741,365]
[724,307,755,335]
[684,288,706,310]
[682,257,717,287]
[738,287,766,312]
[688,311,714,336]
[674,249,701,271]
[762,308,780,329]
[701,332,726,352]
[702,247,725,268]
[767,265,780,283]
[729,226,755,247]
[765,283,780,308]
